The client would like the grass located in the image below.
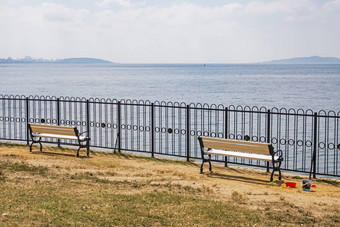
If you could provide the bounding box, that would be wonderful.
[0,142,29,148]
[292,175,303,179]
[103,150,197,166]
[0,161,48,176]
[0,170,5,181]
[316,178,340,186]
[0,183,263,226]
[292,175,340,186]
[0,166,263,226]
[1,142,340,226]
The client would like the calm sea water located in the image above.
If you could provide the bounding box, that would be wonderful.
[0,63,339,111]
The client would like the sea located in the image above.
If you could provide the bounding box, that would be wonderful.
[0,63,340,112]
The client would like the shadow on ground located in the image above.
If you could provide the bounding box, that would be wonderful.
[206,172,284,186]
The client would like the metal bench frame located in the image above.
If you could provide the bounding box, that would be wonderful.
[28,124,90,157]
[198,136,283,181]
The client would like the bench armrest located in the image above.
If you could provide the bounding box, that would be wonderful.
[78,131,89,137]
[273,150,283,161]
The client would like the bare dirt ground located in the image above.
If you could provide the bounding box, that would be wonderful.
[1,144,340,222]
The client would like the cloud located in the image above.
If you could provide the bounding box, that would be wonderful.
[42,3,74,22]
[244,0,315,14]
[323,0,340,9]
[41,3,90,25]
[1,0,340,63]
[97,0,132,7]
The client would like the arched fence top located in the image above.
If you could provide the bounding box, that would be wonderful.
[287,108,297,114]
[0,94,339,118]
[244,106,252,111]
[326,110,337,116]
[202,103,210,109]
[259,106,267,112]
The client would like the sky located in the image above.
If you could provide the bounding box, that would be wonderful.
[0,0,340,63]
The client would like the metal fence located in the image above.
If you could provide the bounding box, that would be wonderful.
[1,94,339,178]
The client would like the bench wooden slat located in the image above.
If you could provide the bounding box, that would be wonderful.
[31,133,78,141]
[30,124,74,130]
[200,137,271,155]
[30,124,76,137]
[200,136,271,146]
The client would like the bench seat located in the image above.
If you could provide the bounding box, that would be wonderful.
[205,149,281,162]
[31,133,88,141]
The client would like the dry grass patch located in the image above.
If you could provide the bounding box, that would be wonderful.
[1,142,340,226]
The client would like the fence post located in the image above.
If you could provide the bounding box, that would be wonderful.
[57,98,61,147]
[26,97,29,145]
[151,103,155,158]
[266,109,271,172]
[224,107,228,167]
[118,101,121,153]
[186,105,190,162]
[86,99,90,151]
[310,112,318,179]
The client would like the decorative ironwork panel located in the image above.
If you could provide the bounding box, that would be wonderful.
[0,94,339,178]
[120,100,151,153]
[0,95,27,141]
[154,101,187,157]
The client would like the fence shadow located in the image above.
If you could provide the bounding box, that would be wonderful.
[206,172,283,186]
[31,151,90,158]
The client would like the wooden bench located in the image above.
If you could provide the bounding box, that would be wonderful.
[28,124,90,157]
[198,136,283,181]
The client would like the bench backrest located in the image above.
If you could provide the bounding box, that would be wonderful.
[29,124,77,137]
[198,136,273,155]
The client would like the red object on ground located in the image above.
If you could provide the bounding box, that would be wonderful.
[312,185,316,188]
[286,182,296,188]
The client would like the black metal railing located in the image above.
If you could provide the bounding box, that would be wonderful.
[1,94,339,178]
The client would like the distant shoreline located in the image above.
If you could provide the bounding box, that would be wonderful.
[1,55,340,65]
[262,56,340,64]
[0,57,115,64]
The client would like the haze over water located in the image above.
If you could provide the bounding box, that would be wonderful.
[1,63,339,112]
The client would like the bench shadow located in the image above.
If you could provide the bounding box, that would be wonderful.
[31,151,90,159]
[206,172,283,186]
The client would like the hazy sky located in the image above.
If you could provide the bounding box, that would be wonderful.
[1,0,340,63]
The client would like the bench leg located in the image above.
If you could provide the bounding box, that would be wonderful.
[200,161,204,173]
[29,138,42,152]
[266,162,270,173]
[270,168,282,182]
[270,162,283,182]
[77,147,80,157]
[279,170,282,180]
[29,141,33,152]
[200,157,213,174]
[86,140,90,157]
[270,171,274,182]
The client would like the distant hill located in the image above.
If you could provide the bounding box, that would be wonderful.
[264,56,340,64]
[0,56,115,64]
[55,58,113,64]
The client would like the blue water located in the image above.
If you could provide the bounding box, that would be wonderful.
[1,63,339,112]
